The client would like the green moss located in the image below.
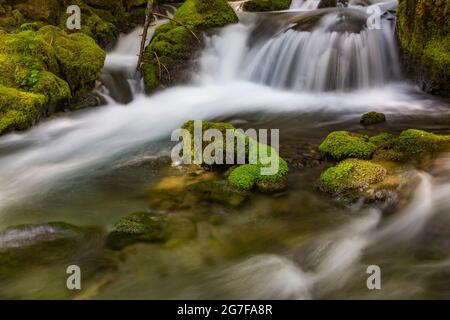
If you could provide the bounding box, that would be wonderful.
[397,129,450,156]
[143,0,238,92]
[397,0,450,94]
[319,159,387,193]
[243,0,291,12]
[38,26,105,96]
[0,85,46,134]
[227,148,289,192]
[360,112,386,126]
[369,133,397,149]
[319,131,377,160]
[0,27,105,134]
[178,120,289,193]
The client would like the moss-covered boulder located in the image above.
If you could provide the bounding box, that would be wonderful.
[360,111,386,126]
[0,26,105,135]
[142,0,238,92]
[0,0,141,47]
[106,212,196,250]
[397,0,450,95]
[243,0,291,12]
[319,131,377,160]
[397,129,450,157]
[179,120,289,193]
[319,159,387,194]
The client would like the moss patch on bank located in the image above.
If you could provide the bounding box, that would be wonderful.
[142,0,238,92]
[397,0,450,95]
[0,0,145,47]
[0,26,105,135]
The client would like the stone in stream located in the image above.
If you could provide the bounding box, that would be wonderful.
[0,222,110,281]
[360,112,386,126]
[106,212,197,250]
[317,128,450,209]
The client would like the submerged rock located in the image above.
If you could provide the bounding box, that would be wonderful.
[106,212,197,250]
[0,222,106,280]
[142,0,238,93]
[360,112,386,126]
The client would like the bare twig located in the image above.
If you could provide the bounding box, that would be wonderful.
[137,0,154,72]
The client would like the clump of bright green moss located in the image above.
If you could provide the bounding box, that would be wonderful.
[143,0,238,92]
[319,131,377,160]
[243,0,291,12]
[319,159,387,193]
[360,112,386,126]
[0,26,105,135]
[179,120,289,193]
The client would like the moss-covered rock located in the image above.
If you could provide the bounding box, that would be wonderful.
[179,120,289,193]
[37,26,106,96]
[106,211,196,250]
[143,0,238,92]
[397,129,450,157]
[397,0,450,95]
[0,26,105,135]
[360,111,386,126]
[319,159,387,193]
[243,0,291,12]
[319,131,377,160]
[0,0,138,47]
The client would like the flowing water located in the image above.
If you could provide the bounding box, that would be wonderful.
[0,0,450,299]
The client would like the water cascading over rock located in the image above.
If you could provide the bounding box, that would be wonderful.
[242,5,400,91]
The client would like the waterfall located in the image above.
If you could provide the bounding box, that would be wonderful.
[290,0,321,10]
[241,8,400,91]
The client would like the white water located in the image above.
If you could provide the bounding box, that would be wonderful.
[243,8,400,90]
[290,0,320,10]
[218,170,450,299]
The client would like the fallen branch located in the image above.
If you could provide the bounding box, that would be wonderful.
[137,0,155,72]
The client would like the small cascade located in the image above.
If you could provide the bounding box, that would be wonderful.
[241,6,400,91]
[290,0,321,10]
[101,17,171,103]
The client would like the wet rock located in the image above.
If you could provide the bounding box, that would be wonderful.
[106,212,196,250]
[360,112,386,126]
[0,222,107,280]
[319,131,377,160]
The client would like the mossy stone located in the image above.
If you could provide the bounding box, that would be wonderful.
[319,159,387,194]
[319,131,377,160]
[360,112,386,126]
